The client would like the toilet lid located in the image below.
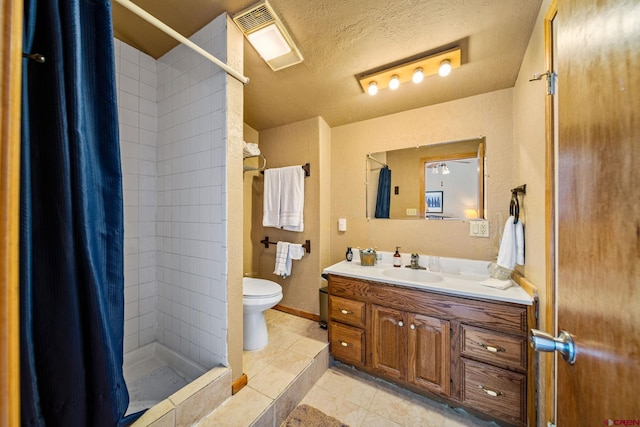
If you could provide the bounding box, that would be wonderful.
[243,278,282,298]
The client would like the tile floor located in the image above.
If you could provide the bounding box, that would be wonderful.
[216,309,497,427]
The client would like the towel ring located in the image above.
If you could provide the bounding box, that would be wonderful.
[510,192,520,224]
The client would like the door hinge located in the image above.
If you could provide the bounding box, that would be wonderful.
[529,70,556,95]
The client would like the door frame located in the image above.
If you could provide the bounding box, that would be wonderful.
[543,0,558,425]
[1,0,24,425]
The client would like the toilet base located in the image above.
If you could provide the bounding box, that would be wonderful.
[243,311,269,351]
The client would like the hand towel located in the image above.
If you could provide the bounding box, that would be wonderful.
[515,218,525,265]
[263,168,281,228]
[479,278,513,290]
[288,244,305,260]
[497,216,517,270]
[279,166,305,232]
[243,141,261,158]
[274,241,291,277]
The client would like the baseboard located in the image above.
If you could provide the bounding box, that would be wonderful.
[274,304,320,322]
[232,373,247,395]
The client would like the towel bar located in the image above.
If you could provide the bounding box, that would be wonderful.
[260,236,311,254]
[260,163,310,177]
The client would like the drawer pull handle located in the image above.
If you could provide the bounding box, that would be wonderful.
[478,385,504,397]
[339,340,351,347]
[477,342,505,353]
[339,308,353,315]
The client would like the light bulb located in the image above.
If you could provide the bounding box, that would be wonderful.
[412,67,424,84]
[367,81,378,96]
[439,60,452,77]
[389,75,400,90]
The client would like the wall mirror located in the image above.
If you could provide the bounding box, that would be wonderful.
[366,137,485,220]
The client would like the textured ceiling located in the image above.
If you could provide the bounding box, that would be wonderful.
[112,0,543,131]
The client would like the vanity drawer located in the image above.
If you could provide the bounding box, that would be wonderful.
[330,295,366,328]
[461,325,526,371]
[461,359,526,426]
[330,321,365,365]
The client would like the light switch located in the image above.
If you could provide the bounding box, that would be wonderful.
[338,218,347,232]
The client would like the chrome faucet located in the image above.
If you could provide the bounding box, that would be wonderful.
[407,253,426,269]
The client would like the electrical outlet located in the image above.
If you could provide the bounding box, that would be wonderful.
[406,208,417,216]
[469,220,489,237]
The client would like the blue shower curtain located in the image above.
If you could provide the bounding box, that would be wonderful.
[20,0,136,425]
[375,166,391,218]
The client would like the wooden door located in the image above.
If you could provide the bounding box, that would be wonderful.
[555,0,640,424]
[371,305,405,381]
[407,313,450,396]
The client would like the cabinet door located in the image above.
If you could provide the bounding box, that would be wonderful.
[407,313,451,396]
[372,305,405,380]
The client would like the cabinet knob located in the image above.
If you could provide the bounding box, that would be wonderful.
[478,385,504,397]
[476,342,505,353]
[339,340,351,347]
[398,321,404,327]
[339,308,353,315]
[410,324,416,330]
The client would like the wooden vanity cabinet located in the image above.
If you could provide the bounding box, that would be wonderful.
[371,305,451,395]
[328,274,535,427]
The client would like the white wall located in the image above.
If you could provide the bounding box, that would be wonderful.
[116,14,230,369]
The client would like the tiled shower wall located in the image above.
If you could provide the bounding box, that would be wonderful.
[115,38,159,355]
[115,14,230,369]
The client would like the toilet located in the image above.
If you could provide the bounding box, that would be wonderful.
[242,278,283,351]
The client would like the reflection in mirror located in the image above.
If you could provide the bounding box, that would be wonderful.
[366,137,485,220]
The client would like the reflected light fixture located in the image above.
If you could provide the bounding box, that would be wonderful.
[233,0,303,71]
[441,164,450,174]
[357,47,461,95]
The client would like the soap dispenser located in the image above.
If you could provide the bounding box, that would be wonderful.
[393,247,402,267]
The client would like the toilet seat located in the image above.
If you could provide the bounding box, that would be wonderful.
[243,278,282,299]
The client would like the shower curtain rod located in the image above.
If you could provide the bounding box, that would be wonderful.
[112,0,249,85]
[367,154,388,168]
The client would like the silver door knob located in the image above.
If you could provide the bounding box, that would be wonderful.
[529,329,576,365]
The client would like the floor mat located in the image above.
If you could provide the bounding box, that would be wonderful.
[281,404,349,427]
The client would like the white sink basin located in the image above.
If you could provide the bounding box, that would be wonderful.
[382,268,443,283]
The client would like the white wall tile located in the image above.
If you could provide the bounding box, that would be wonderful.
[116,15,228,368]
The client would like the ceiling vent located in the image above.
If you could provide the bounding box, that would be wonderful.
[233,0,303,71]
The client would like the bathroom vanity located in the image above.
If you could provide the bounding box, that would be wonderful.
[324,257,536,427]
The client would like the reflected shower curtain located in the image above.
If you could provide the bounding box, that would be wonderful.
[20,0,135,425]
[375,166,391,218]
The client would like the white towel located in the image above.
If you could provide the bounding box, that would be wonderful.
[497,216,517,270]
[479,278,513,290]
[515,219,525,265]
[279,166,305,232]
[263,168,281,228]
[243,141,261,158]
[288,244,305,261]
[273,241,291,277]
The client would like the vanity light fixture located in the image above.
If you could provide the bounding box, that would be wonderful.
[441,163,450,174]
[439,59,452,77]
[367,81,379,96]
[233,0,303,71]
[412,68,424,84]
[356,47,461,95]
[389,75,400,90]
